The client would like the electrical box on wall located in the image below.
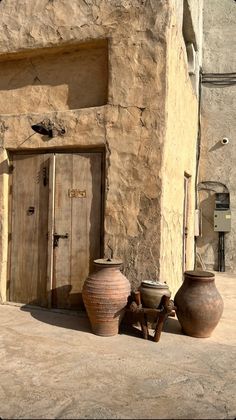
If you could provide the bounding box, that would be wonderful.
[215,192,230,210]
[214,210,231,232]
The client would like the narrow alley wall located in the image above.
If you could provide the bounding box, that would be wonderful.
[197,0,236,272]
[159,0,200,295]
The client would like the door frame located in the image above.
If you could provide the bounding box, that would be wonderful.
[183,172,191,273]
[6,148,105,306]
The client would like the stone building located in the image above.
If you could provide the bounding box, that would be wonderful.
[197,0,236,273]
[0,0,203,309]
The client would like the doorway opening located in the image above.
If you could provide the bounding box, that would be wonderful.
[7,151,104,310]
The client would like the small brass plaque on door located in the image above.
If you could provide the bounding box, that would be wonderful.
[68,189,86,198]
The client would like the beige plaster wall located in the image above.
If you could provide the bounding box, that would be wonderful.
[197,0,236,272]
[0,0,170,301]
[197,85,236,272]
[159,1,199,296]
[202,0,236,74]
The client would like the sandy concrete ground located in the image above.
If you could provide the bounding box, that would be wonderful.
[0,272,235,419]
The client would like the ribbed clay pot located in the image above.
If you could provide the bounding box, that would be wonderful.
[174,270,224,338]
[139,280,171,308]
[82,258,131,336]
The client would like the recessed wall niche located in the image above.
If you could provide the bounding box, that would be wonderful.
[0,39,108,114]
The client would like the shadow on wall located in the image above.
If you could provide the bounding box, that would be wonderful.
[197,192,219,270]
[208,140,228,153]
[0,41,108,114]
[0,159,10,175]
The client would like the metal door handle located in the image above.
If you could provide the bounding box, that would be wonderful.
[53,233,69,248]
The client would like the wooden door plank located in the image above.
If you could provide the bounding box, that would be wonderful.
[9,154,49,306]
[53,154,73,308]
[53,152,102,309]
[70,153,102,307]
[70,154,92,296]
[46,154,55,308]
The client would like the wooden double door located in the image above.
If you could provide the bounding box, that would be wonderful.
[8,152,103,309]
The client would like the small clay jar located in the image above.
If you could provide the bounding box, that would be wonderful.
[174,270,224,338]
[82,258,131,337]
[139,280,171,309]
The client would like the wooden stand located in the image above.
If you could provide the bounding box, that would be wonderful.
[125,291,176,342]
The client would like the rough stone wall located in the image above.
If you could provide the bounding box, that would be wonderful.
[197,0,236,272]
[159,0,199,295]
[0,0,170,301]
[0,0,203,302]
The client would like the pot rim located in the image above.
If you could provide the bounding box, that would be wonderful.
[184,270,215,282]
[184,270,214,278]
[94,258,123,267]
[140,280,169,289]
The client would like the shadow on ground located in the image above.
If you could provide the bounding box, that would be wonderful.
[120,312,183,341]
[19,285,183,341]
[20,304,149,340]
[163,317,183,335]
[20,304,92,333]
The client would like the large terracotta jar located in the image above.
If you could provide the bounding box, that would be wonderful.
[82,258,131,336]
[174,270,224,338]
